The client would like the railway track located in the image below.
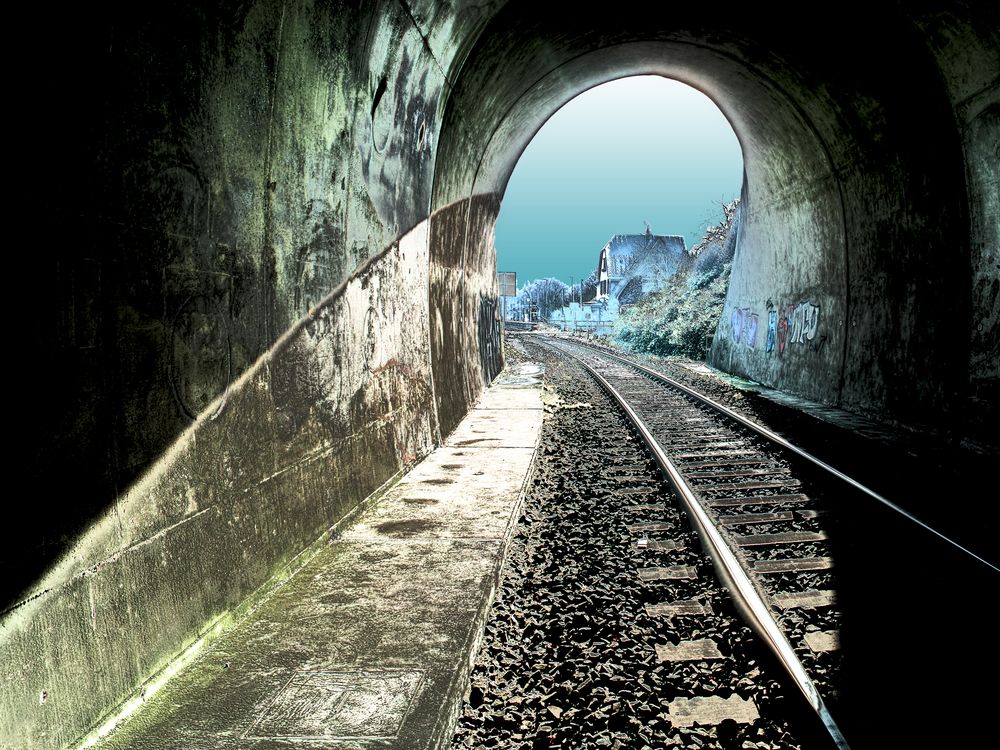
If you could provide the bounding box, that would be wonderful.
[455,339,847,750]
[530,336,850,749]
[458,334,996,749]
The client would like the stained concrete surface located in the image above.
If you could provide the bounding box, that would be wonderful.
[9,2,998,746]
[0,225,444,750]
[89,364,542,750]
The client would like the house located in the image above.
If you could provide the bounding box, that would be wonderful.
[595,226,687,307]
[552,226,686,334]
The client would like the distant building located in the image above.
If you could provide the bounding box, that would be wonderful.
[551,300,613,335]
[595,226,686,305]
[552,225,686,334]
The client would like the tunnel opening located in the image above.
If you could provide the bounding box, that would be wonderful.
[436,40,852,406]
[432,6,977,440]
[493,75,744,342]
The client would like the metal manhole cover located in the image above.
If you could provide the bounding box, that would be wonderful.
[245,669,424,740]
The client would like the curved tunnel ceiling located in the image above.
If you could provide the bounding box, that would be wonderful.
[432,4,958,211]
[432,2,974,425]
[437,40,833,211]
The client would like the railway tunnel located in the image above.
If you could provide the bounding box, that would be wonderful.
[3,1,997,748]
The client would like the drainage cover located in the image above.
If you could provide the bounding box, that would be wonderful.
[245,669,424,740]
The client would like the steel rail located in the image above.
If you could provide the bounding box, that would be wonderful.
[544,337,999,575]
[540,338,850,750]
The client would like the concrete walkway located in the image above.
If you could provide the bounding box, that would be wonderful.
[92,364,543,750]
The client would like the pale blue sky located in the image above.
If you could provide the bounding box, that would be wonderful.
[495,76,744,286]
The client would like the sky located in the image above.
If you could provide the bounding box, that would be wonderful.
[495,76,744,287]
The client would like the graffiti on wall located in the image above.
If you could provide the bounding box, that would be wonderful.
[788,302,820,344]
[735,299,821,356]
[730,308,760,349]
[731,308,744,343]
[478,293,502,382]
[744,313,759,349]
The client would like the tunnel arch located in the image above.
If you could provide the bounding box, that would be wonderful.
[490,73,748,287]
[430,4,970,433]
[4,4,995,747]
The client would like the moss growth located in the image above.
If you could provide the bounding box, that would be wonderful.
[613,200,738,359]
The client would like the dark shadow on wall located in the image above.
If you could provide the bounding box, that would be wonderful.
[5,0,431,611]
[8,4,286,612]
[964,102,1000,447]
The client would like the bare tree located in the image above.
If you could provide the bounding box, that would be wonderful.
[690,199,739,256]
[514,277,571,320]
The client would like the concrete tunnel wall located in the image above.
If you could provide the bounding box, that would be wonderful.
[2,2,996,748]
[432,2,998,439]
[2,2,504,747]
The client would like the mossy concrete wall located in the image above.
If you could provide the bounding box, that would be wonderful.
[709,6,999,439]
[2,2,503,748]
[3,1,997,748]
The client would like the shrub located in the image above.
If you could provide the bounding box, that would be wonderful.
[612,201,739,360]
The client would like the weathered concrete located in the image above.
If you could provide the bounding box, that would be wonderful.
[74,366,539,750]
[431,3,997,438]
[708,7,1000,439]
[428,195,504,439]
[5,2,998,747]
[9,0,511,601]
[6,2,505,747]
[909,6,999,442]
[1,221,442,750]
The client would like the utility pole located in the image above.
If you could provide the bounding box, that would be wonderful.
[569,276,576,331]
